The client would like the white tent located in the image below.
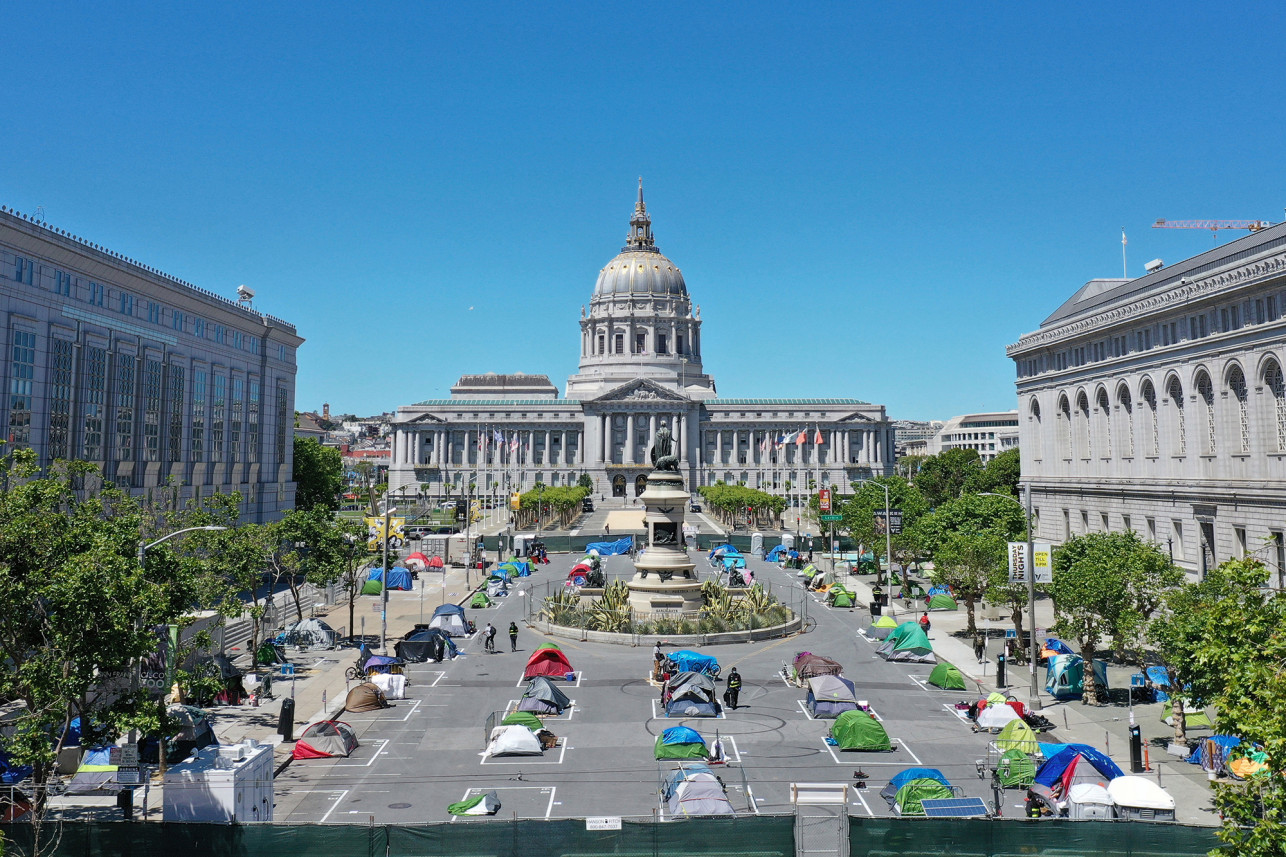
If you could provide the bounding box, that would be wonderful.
[1107,776,1176,815]
[666,771,734,816]
[976,704,1021,730]
[485,725,544,757]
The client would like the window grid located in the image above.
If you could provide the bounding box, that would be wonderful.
[7,330,36,446]
[48,339,74,460]
[81,346,107,460]
[247,378,260,463]
[87,282,105,306]
[1229,367,1249,453]
[191,369,206,462]
[115,355,135,461]
[1269,363,1286,452]
[211,375,226,463]
[1120,389,1134,457]
[1196,373,1215,454]
[275,384,289,463]
[167,365,184,463]
[143,359,163,462]
[1143,382,1159,455]
[1169,377,1186,455]
[230,377,243,463]
[1077,392,1092,459]
[1060,397,1071,458]
[120,293,134,316]
[1097,389,1111,458]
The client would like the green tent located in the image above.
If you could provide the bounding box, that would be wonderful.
[876,623,934,663]
[894,778,956,815]
[830,710,891,751]
[830,588,855,608]
[927,593,958,611]
[535,641,562,651]
[1163,699,1215,729]
[448,791,500,816]
[496,564,519,579]
[361,578,383,596]
[470,591,492,609]
[927,663,966,690]
[653,726,711,760]
[994,719,1040,755]
[501,711,544,731]
[995,748,1036,788]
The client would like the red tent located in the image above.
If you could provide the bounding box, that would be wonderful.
[567,564,591,585]
[427,556,444,569]
[524,643,575,679]
[292,720,359,760]
[406,552,430,564]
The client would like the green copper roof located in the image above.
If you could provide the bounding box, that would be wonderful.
[711,398,869,406]
[412,399,582,407]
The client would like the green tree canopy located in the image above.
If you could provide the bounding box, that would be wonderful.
[293,435,344,511]
[837,477,928,566]
[913,448,983,507]
[964,447,1021,496]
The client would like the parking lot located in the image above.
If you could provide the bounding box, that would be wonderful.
[275,554,1047,823]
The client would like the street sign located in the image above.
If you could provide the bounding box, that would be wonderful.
[873,509,903,535]
[820,514,842,522]
[1007,542,1053,583]
[818,489,832,512]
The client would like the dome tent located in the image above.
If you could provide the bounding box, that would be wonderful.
[927,663,966,690]
[293,720,359,760]
[654,726,711,760]
[524,643,575,680]
[663,672,719,717]
[663,765,735,816]
[875,623,935,664]
[977,703,1021,730]
[367,566,413,591]
[926,593,957,611]
[866,615,899,640]
[895,778,956,815]
[518,676,572,715]
[344,682,389,713]
[830,710,891,751]
[485,724,544,757]
[792,652,843,681]
[395,627,458,662]
[1035,745,1123,796]
[994,719,1041,754]
[806,675,858,719]
[880,768,951,803]
[428,603,469,637]
[501,711,544,732]
[470,591,492,609]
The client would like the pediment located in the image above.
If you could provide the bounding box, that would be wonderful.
[836,412,878,424]
[403,413,447,426]
[590,379,689,405]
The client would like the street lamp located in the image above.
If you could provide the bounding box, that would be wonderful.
[866,480,892,593]
[978,488,1039,709]
[380,506,397,653]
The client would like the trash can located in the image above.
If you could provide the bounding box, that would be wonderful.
[278,697,296,742]
[870,601,882,617]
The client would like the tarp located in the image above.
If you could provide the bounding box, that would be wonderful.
[518,675,572,714]
[1107,776,1175,811]
[996,749,1037,788]
[895,778,956,816]
[367,566,413,590]
[880,768,950,802]
[994,719,1040,755]
[806,675,858,719]
[977,704,1021,730]
[448,791,501,816]
[926,593,957,611]
[655,727,710,760]
[667,650,720,676]
[344,682,389,713]
[793,652,843,680]
[585,537,633,556]
[524,643,575,679]
[1186,735,1242,768]
[1034,745,1123,793]
[485,724,543,757]
[830,710,891,751]
[766,545,786,561]
[362,654,404,674]
[708,545,741,560]
[927,663,966,690]
[0,751,32,786]
[293,720,359,760]
[664,671,718,717]
[1040,638,1075,659]
[664,765,734,816]
[428,603,469,637]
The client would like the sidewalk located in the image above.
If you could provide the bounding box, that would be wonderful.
[834,569,1219,826]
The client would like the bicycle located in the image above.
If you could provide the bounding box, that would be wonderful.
[484,634,496,654]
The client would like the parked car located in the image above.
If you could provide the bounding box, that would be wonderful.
[582,498,595,512]
[690,502,703,513]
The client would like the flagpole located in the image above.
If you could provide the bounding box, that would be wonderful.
[1122,227,1127,279]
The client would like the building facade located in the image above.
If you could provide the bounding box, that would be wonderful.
[0,205,302,522]
[389,186,894,504]
[1008,222,1286,580]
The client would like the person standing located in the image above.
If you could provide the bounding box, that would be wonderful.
[725,668,742,710]
[508,622,519,652]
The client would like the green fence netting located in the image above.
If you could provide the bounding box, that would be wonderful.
[848,818,1222,856]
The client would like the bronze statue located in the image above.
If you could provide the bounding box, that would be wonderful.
[650,425,679,471]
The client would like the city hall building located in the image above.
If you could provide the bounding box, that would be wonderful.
[1009,221,1286,580]
[389,185,894,502]
[0,205,302,522]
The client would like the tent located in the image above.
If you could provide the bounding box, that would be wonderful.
[655,726,711,760]
[585,537,633,556]
[256,642,289,665]
[493,565,518,580]
[428,603,470,637]
[793,652,844,681]
[427,555,445,570]
[367,566,413,591]
[666,650,720,677]
[806,675,858,719]
[994,719,1041,755]
[501,711,544,732]
[524,643,575,680]
[867,615,900,640]
[362,654,405,675]
[663,672,719,717]
[505,559,533,576]
[395,627,458,662]
[293,720,359,760]
[1034,745,1123,795]
[876,623,935,664]
[566,564,592,586]
[139,704,218,764]
[827,585,855,608]
[1067,783,1115,820]
[926,584,950,596]
[281,618,339,649]
[926,593,957,611]
[65,746,122,794]
[766,545,786,562]
[518,675,572,714]
[485,724,544,757]
[996,748,1037,788]
[449,791,501,816]
[977,703,1021,730]
[880,768,950,802]
[1040,638,1075,661]
[361,578,384,596]
[663,765,735,816]
[1186,735,1242,770]
[830,710,891,751]
[1162,699,1215,729]
[470,591,493,609]
[708,544,740,561]
[344,682,390,713]
[927,663,966,690]
[1045,654,1109,700]
[1107,776,1176,821]
[486,578,509,598]
[894,778,957,815]
[798,563,819,579]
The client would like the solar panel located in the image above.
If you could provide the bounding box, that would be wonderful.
[920,797,990,818]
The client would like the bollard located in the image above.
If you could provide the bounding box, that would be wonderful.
[1129,724,1143,773]
[996,654,1006,688]
[1144,744,1152,771]
[278,697,296,742]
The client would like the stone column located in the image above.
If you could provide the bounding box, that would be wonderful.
[544,430,551,467]
[716,429,724,465]
[626,415,635,465]
[649,413,657,449]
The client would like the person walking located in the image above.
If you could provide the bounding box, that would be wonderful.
[919,612,931,634]
[483,623,496,653]
[508,622,519,652]
[973,634,986,664]
[725,668,742,710]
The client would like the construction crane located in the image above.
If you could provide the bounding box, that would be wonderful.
[1153,219,1273,234]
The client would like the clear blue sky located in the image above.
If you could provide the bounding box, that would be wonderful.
[5,4,1285,420]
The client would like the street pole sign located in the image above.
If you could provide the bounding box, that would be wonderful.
[1007,542,1053,583]
[818,489,831,512]
[820,514,842,522]
[873,509,903,535]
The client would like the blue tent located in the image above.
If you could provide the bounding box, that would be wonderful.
[667,650,720,676]
[585,537,633,556]
[1187,735,1242,767]
[505,560,533,576]
[1034,745,1123,788]
[721,555,746,570]
[766,545,786,561]
[659,726,706,746]
[880,767,950,802]
[1042,638,1075,656]
[708,544,740,560]
[1045,654,1109,700]
[367,566,413,590]
[927,585,950,596]
[0,750,33,785]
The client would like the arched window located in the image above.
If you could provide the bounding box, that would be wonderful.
[1168,376,1186,455]
[1029,398,1041,460]
[1118,385,1134,457]
[1141,379,1158,455]
[1076,391,1092,458]
[1266,360,1286,452]
[1196,372,1215,454]
[1058,395,1072,458]
[1096,388,1112,458]
[1228,366,1249,454]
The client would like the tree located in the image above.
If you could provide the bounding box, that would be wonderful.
[964,447,1020,496]
[264,507,355,622]
[292,436,344,511]
[913,448,983,507]
[1048,531,1179,704]
[0,451,211,847]
[577,473,593,491]
[837,477,928,571]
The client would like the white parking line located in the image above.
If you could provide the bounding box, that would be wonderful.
[651,698,725,719]
[515,671,582,688]
[852,788,874,817]
[318,789,349,824]
[818,737,917,766]
[796,700,815,720]
[943,703,972,724]
[332,739,390,767]
[503,699,576,720]
[900,738,922,765]
[449,786,556,822]
[344,699,423,723]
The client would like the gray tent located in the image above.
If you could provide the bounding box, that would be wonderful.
[517,675,572,715]
[664,765,735,816]
[806,675,858,719]
[663,671,718,717]
[282,618,339,649]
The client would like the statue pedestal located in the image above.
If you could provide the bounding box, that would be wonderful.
[627,470,703,617]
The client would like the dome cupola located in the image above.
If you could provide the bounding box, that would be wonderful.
[592,179,688,298]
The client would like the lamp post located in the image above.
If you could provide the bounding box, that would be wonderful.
[381,506,397,653]
[979,488,1039,709]
[867,480,892,592]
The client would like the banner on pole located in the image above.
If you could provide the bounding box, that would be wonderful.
[1007,542,1053,583]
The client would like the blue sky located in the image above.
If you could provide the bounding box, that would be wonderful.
[5,3,1286,420]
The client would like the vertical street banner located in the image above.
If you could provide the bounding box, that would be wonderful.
[1007,542,1053,583]
[818,489,831,512]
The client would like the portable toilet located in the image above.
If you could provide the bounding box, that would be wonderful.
[751,533,764,557]
[781,533,796,551]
